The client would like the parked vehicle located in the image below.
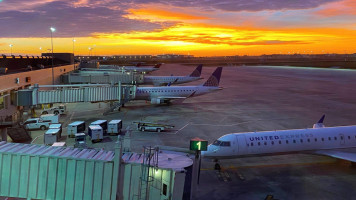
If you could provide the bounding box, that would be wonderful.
[134,122,174,132]
[42,104,67,115]
[40,114,60,123]
[22,118,50,130]
[75,133,87,148]
[44,128,61,145]
[67,121,86,138]
[88,125,103,143]
[0,68,8,74]
[90,120,108,135]
[108,120,122,135]
[26,65,32,71]
[49,123,62,139]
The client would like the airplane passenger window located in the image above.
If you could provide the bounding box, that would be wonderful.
[293,140,296,143]
[348,136,351,140]
[258,142,261,146]
[322,138,324,141]
[341,136,344,140]
[279,141,281,144]
[264,142,267,145]
[328,137,331,141]
[307,139,310,142]
[271,141,274,145]
[315,138,317,142]
[286,140,289,144]
[300,139,303,143]
[334,137,337,140]
[251,142,254,146]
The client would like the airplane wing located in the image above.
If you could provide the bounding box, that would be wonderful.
[314,149,356,162]
[157,91,196,103]
[157,96,186,99]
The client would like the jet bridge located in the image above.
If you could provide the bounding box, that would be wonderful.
[62,69,144,85]
[16,83,136,108]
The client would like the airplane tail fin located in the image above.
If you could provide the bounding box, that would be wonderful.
[202,67,222,87]
[313,114,326,128]
[154,63,162,68]
[189,64,203,77]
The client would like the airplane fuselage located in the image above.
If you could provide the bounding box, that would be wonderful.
[203,126,356,159]
[135,86,221,101]
[123,66,159,73]
[143,76,202,86]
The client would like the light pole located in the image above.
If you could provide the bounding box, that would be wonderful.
[50,27,56,86]
[39,47,42,56]
[72,38,76,66]
[88,47,92,57]
[9,44,13,56]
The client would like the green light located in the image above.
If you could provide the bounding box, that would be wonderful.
[190,139,208,151]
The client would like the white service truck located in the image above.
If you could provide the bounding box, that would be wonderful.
[22,118,51,130]
[41,104,67,115]
[40,114,60,123]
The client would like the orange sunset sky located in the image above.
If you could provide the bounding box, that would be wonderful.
[0,0,355,56]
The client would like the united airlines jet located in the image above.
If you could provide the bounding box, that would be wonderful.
[135,67,223,104]
[203,115,356,168]
[143,64,203,86]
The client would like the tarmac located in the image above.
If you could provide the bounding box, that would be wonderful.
[27,64,356,200]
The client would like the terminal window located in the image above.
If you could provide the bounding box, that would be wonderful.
[0,96,4,110]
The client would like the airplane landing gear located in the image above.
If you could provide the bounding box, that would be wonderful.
[214,159,221,171]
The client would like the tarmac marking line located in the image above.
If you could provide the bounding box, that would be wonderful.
[174,122,190,134]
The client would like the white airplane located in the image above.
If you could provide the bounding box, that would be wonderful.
[100,63,162,73]
[202,115,356,168]
[134,67,223,104]
[143,64,203,86]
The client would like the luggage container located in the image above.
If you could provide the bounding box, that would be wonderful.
[40,114,60,123]
[90,120,108,135]
[108,120,122,135]
[75,133,87,148]
[44,128,60,145]
[67,121,86,138]
[88,125,103,143]
[49,123,62,139]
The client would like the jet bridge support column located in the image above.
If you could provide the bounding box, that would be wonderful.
[0,128,7,142]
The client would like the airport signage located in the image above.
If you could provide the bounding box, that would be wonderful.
[190,138,208,151]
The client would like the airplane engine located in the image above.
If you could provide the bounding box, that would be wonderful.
[150,98,162,104]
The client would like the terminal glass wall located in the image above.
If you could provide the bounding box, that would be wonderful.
[0,95,4,110]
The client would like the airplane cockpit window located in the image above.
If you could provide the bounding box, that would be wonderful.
[212,140,222,146]
[220,141,231,146]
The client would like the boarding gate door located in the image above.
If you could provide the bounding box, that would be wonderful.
[236,135,248,155]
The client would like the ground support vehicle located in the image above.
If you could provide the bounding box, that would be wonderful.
[90,120,108,135]
[22,118,50,130]
[133,122,174,132]
[41,104,67,115]
[40,114,60,123]
[108,120,122,135]
[67,121,86,138]
[44,128,61,145]
[88,125,103,143]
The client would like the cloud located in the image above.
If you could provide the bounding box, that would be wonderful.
[132,0,341,12]
[0,1,164,37]
[315,0,356,16]
[126,8,209,22]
